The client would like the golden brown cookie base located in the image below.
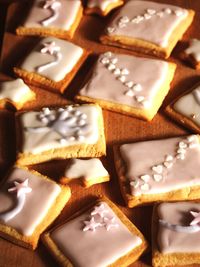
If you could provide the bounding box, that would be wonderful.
[114,137,200,208]
[85,1,124,17]
[152,204,200,267]
[0,166,71,250]
[16,104,106,166]
[16,5,83,40]
[13,50,89,94]
[76,62,176,121]
[60,174,110,188]
[165,82,200,134]
[42,196,148,267]
[100,10,195,59]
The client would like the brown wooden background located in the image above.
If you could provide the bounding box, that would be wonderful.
[0,0,200,266]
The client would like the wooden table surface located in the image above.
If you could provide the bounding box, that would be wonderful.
[0,0,200,266]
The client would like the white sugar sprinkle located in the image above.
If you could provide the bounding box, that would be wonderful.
[163,161,173,169]
[153,174,163,182]
[132,83,142,92]
[107,63,116,71]
[113,68,121,75]
[130,180,139,189]
[140,174,150,182]
[135,95,145,102]
[125,89,135,97]
[118,75,126,83]
[107,27,115,33]
[121,68,129,75]
[111,58,118,64]
[147,9,156,15]
[164,8,172,14]
[125,81,134,88]
[140,183,149,191]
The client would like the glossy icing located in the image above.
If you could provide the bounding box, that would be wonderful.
[0,179,32,222]
[173,85,200,126]
[79,52,168,109]
[185,39,200,61]
[40,0,61,26]
[35,41,62,73]
[18,105,100,154]
[51,202,142,267]
[120,135,200,196]
[87,0,120,11]
[106,1,188,47]
[64,158,108,180]
[20,37,83,82]
[157,202,200,253]
[0,167,61,236]
[0,79,33,103]
[22,0,81,30]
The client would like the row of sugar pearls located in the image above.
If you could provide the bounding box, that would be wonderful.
[118,16,130,28]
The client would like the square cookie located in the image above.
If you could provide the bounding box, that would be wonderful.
[85,0,124,17]
[152,202,200,267]
[42,197,147,267]
[100,1,195,58]
[16,0,83,39]
[182,39,200,69]
[59,158,110,187]
[14,37,88,93]
[16,104,106,166]
[166,82,200,134]
[0,166,71,249]
[114,135,200,208]
[76,51,176,121]
[0,78,35,110]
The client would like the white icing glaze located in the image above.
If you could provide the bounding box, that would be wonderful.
[0,167,61,236]
[35,41,62,73]
[51,202,142,267]
[157,202,200,253]
[105,1,188,47]
[119,135,200,196]
[64,158,108,181]
[19,105,100,154]
[22,0,81,31]
[0,79,33,103]
[173,85,200,126]
[87,0,120,11]
[79,52,168,110]
[40,0,61,26]
[185,39,200,62]
[20,37,83,82]
[0,179,32,222]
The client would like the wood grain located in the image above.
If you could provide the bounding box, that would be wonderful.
[0,0,200,266]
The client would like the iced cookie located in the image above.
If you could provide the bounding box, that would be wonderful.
[182,39,200,69]
[166,82,200,134]
[16,0,83,39]
[0,79,35,110]
[16,104,106,166]
[13,37,88,93]
[114,135,200,208]
[152,202,200,267]
[85,0,124,17]
[42,197,147,267]
[100,1,195,58]
[60,158,109,187]
[0,166,71,249]
[76,51,176,121]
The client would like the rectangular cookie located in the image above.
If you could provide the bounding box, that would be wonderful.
[0,78,35,110]
[42,196,147,267]
[114,134,200,208]
[85,0,124,17]
[152,201,200,267]
[165,82,200,134]
[76,51,176,121]
[59,158,110,187]
[0,166,71,250]
[13,37,89,94]
[100,1,195,58]
[16,0,83,39]
[16,104,106,166]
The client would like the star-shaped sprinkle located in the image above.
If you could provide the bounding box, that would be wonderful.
[103,217,119,231]
[40,42,60,55]
[83,217,101,232]
[91,203,109,218]
[8,179,32,197]
[190,211,200,226]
